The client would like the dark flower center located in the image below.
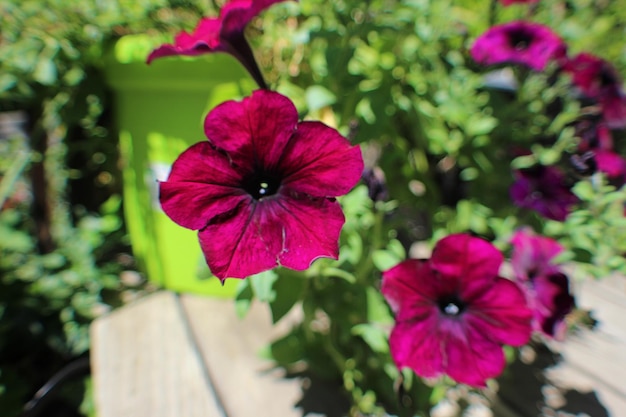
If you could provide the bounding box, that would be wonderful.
[243,172,282,200]
[438,295,466,317]
[508,29,534,51]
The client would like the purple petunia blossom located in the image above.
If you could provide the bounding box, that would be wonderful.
[563,53,626,128]
[471,21,567,72]
[147,0,293,89]
[510,165,578,221]
[382,234,532,387]
[573,119,626,181]
[159,90,363,280]
[511,229,575,339]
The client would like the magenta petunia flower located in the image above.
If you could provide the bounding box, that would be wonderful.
[563,53,626,128]
[510,165,578,221]
[471,21,567,72]
[382,234,532,387]
[159,90,363,280]
[510,229,575,339]
[147,0,293,88]
[573,119,626,180]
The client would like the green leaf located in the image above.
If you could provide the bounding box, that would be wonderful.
[366,287,393,324]
[372,250,402,272]
[33,59,57,85]
[269,270,305,323]
[305,85,336,111]
[249,270,278,303]
[235,280,253,318]
[351,324,389,353]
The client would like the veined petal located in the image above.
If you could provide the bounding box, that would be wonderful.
[198,200,283,279]
[466,278,533,346]
[203,90,298,169]
[281,121,363,197]
[274,194,345,270]
[159,142,247,230]
[146,18,223,63]
[382,259,439,315]
[389,316,444,379]
[198,191,343,279]
[510,228,564,281]
[444,327,507,387]
[430,234,503,298]
[220,0,291,37]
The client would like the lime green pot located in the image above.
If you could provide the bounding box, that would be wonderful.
[104,35,254,296]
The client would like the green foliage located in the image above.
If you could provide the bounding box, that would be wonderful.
[245,0,626,415]
[0,0,213,413]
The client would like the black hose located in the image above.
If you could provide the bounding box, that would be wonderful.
[20,356,91,417]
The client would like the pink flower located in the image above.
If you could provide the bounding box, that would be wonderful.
[382,234,532,387]
[563,53,626,128]
[147,0,293,88]
[573,119,626,181]
[159,90,363,280]
[510,165,578,221]
[471,21,567,71]
[511,229,575,339]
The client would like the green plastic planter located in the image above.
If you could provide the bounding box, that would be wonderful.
[104,35,254,296]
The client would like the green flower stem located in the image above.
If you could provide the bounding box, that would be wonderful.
[354,207,385,284]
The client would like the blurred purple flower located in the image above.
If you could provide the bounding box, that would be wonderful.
[510,165,578,221]
[382,234,532,387]
[471,21,567,71]
[564,53,626,128]
[574,119,626,181]
[159,90,363,280]
[147,0,293,88]
[511,229,575,339]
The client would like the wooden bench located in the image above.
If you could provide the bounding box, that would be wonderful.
[91,275,626,417]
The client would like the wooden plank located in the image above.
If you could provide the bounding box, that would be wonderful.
[91,291,225,417]
[544,274,626,415]
[180,294,302,417]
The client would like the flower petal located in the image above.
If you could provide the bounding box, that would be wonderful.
[203,90,298,169]
[198,200,282,279]
[466,278,533,346]
[389,316,444,380]
[430,234,503,298]
[274,194,344,270]
[198,192,344,279]
[531,273,575,338]
[220,0,290,37]
[444,326,507,387]
[281,121,363,197]
[147,18,223,63]
[382,259,439,316]
[510,228,564,281]
[159,142,247,230]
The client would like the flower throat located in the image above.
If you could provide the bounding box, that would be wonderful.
[243,172,281,200]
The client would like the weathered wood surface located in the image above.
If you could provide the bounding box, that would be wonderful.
[91,292,301,417]
[91,275,626,417]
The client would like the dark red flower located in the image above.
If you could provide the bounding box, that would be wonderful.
[159,90,363,280]
[471,21,567,71]
[573,119,626,181]
[147,0,293,88]
[511,229,575,339]
[382,234,532,387]
[563,53,626,128]
[510,165,578,221]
